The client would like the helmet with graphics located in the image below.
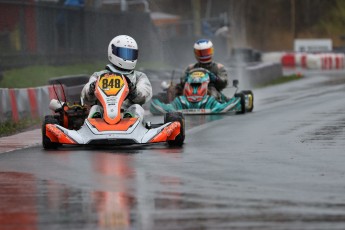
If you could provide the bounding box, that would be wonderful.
[194,39,214,64]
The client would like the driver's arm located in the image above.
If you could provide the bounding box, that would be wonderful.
[214,63,228,91]
[81,72,98,105]
[129,71,152,105]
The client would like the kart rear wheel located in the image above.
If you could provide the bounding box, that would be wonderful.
[42,115,61,149]
[242,90,254,112]
[164,112,185,147]
[235,92,246,114]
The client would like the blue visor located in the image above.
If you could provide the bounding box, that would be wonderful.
[112,44,138,61]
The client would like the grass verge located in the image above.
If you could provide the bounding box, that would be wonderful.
[0,63,104,88]
[0,118,41,138]
[256,74,303,88]
[0,61,173,88]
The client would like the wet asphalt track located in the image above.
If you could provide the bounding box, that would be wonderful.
[1,73,345,230]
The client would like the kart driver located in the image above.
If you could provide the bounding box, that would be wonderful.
[81,35,152,118]
[176,39,228,100]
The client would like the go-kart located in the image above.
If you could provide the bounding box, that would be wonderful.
[150,68,254,115]
[42,72,185,149]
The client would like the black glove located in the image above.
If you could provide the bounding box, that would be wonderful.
[124,75,137,101]
[88,81,96,96]
[208,72,218,82]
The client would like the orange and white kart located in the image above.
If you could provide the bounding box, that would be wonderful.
[42,72,185,149]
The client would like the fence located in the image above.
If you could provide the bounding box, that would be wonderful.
[0,1,162,69]
[0,1,231,70]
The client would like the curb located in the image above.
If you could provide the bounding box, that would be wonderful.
[0,129,41,154]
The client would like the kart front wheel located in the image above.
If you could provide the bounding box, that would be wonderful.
[42,115,61,149]
[164,112,185,147]
[235,92,246,114]
[242,90,254,112]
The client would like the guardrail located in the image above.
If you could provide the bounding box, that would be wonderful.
[0,85,65,123]
[227,62,283,89]
[48,74,89,102]
[263,52,345,70]
[0,74,90,124]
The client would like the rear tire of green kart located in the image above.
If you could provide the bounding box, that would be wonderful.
[235,92,246,114]
[242,90,254,112]
[164,112,185,147]
[42,115,61,150]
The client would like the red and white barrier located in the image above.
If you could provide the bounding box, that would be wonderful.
[263,52,345,70]
[307,53,345,70]
[261,52,285,64]
[281,53,296,67]
[0,85,66,123]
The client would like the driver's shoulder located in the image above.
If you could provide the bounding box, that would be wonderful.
[185,63,198,71]
[133,70,147,76]
[94,69,110,76]
[132,70,149,81]
[214,62,225,69]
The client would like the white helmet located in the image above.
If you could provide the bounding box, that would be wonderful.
[108,35,138,70]
[194,39,214,63]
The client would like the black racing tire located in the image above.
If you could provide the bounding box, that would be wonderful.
[42,115,61,149]
[234,92,246,114]
[164,112,185,147]
[242,90,254,112]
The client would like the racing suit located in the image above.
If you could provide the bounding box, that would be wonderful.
[176,62,228,100]
[81,64,152,118]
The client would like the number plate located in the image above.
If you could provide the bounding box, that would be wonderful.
[191,71,205,78]
[98,73,124,96]
[182,109,210,114]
